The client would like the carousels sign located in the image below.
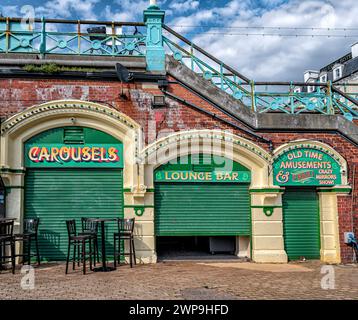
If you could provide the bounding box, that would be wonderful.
[25,144,123,168]
[273,147,341,186]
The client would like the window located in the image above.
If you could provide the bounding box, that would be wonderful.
[320,74,327,83]
[333,66,342,80]
[308,86,315,93]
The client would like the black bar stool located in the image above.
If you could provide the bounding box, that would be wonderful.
[79,217,100,265]
[65,220,94,275]
[0,220,15,274]
[14,218,41,265]
[113,218,136,269]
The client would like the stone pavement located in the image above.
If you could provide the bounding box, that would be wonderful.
[0,260,357,300]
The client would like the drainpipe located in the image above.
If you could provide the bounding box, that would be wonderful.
[0,116,5,218]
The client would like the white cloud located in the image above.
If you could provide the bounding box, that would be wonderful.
[1,0,358,82]
[169,0,358,81]
[103,0,149,21]
[169,0,200,12]
[34,0,100,20]
[0,5,18,17]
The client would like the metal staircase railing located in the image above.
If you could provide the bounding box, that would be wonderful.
[162,24,358,121]
[0,14,357,121]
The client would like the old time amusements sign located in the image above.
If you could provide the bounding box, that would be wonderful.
[273,148,341,186]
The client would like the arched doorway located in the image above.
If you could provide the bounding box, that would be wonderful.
[154,153,251,259]
[24,126,124,261]
[0,100,140,262]
[273,140,349,263]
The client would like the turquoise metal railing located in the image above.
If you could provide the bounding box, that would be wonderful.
[0,17,146,56]
[162,24,358,121]
[0,14,357,121]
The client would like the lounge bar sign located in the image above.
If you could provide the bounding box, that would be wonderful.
[155,170,251,183]
[25,144,124,168]
[273,148,341,186]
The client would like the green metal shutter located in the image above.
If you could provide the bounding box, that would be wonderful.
[282,188,320,260]
[25,168,123,261]
[155,183,250,236]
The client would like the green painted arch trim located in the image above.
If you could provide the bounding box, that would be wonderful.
[123,188,155,193]
[251,205,282,209]
[317,187,351,194]
[5,185,24,189]
[251,205,282,217]
[124,205,154,217]
[250,188,284,193]
[124,205,155,208]
[0,168,26,174]
[4,185,24,195]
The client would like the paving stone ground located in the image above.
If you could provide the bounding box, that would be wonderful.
[0,260,357,300]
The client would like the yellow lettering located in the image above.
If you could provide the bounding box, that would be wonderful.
[39,147,50,162]
[82,147,91,161]
[28,147,40,162]
[216,172,223,180]
[108,147,119,162]
[172,172,180,180]
[91,147,100,161]
[50,147,61,163]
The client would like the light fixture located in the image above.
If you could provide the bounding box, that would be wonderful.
[152,95,166,108]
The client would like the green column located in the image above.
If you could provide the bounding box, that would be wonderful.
[143,2,166,72]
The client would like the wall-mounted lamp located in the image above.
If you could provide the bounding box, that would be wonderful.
[152,95,166,108]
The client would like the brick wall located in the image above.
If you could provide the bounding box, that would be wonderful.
[0,77,357,262]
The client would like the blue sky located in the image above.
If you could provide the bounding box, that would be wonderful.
[1,0,358,81]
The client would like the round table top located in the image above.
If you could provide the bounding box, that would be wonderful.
[90,218,118,223]
[0,217,17,222]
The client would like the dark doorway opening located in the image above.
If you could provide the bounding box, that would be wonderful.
[156,236,238,261]
[0,177,5,218]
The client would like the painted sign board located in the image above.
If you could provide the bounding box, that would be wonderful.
[273,148,341,186]
[25,143,123,168]
[155,170,251,183]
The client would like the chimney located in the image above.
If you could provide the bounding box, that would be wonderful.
[351,42,358,59]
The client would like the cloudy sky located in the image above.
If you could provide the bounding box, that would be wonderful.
[1,0,358,81]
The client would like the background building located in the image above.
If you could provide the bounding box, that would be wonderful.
[300,42,358,96]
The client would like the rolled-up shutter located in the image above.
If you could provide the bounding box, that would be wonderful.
[283,188,320,260]
[25,168,123,261]
[155,182,250,236]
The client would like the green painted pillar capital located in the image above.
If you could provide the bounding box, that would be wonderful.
[144,3,166,72]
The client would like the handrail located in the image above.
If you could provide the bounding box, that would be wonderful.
[0,17,147,57]
[331,86,358,105]
[163,24,250,83]
[0,16,357,120]
[0,17,145,27]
